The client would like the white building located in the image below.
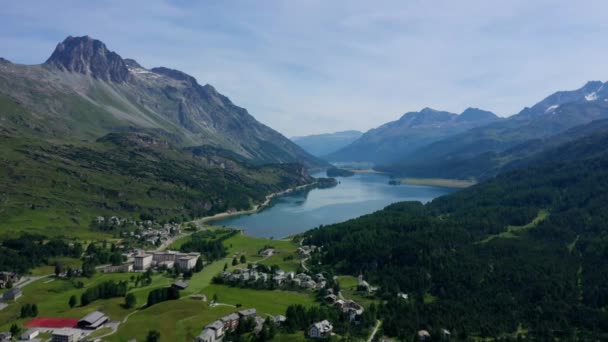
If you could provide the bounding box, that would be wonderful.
[133,254,153,271]
[20,329,39,340]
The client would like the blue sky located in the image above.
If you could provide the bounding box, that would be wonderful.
[2,0,608,136]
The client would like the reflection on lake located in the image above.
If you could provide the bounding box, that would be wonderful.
[211,172,457,238]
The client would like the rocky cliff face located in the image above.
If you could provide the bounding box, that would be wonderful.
[45,35,130,82]
[0,35,325,168]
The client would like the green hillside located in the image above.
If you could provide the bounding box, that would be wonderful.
[303,131,608,340]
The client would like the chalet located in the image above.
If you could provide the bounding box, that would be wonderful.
[206,320,225,339]
[418,330,431,341]
[238,308,257,318]
[172,280,189,290]
[2,287,22,301]
[78,311,109,329]
[274,315,287,325]
[324,294,337,304]
[308,320,333,339]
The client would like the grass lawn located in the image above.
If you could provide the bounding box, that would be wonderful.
[29,257,83,276]
[337,275,379,307]
[201,284,316,316]
[105,300,235,342]
[271,332,309,341]
[224,233,300,271]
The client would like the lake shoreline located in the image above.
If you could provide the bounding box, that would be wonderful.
[193,181,318,225]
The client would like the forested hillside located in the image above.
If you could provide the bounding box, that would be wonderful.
[304,131,608,339]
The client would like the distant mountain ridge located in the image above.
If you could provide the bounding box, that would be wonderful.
[326,107,501,164]
[380,80,608,179]
[291,130,363,157]
[0,35,325,168]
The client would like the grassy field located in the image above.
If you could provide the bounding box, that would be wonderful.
[479,209,549,243]
[105,299,235,342]
[336,275,379,307]
[401,177,477,188]
[223,233,301,271]
[201,285,315,316]
[0,272,174,331]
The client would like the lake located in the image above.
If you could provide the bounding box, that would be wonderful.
[210,172,457,238]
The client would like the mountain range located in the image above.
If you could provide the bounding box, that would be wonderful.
[0,35,324,168]
[325,107,501,164]
[291,130,363,157]
[0,35,325,235]
[324,80,608,180]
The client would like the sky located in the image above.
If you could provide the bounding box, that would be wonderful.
[2,0,608,137]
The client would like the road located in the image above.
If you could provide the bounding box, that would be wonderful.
[155,231,194,251]
[367,320,382,342]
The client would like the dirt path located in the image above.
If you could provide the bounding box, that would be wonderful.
[367,320,382,342]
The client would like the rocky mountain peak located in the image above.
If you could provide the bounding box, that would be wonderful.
[150,66,197,86]
[45,35,129,82]
[458,107,499,122]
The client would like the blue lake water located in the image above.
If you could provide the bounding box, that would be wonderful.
[211,172,456,238]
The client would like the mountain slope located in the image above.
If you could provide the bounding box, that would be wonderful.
[291,130,363,157]
[304,130,608,339]
[0,35,325,168]
[0,128,312,238]
[381,81,608,179]
[326,107,500,164]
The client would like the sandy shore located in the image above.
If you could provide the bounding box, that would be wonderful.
[401,177,476,188]
[193,182,317,224]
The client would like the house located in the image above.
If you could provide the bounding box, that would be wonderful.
[274,315,287,325]
[51,329,75,342]
[196,328,216,342]
[220,313,240,331]
[172,280,189,290]
[103,263,133,273]
[273,275,286,285]
[418,330,431,341]
[260,248,276,257]
[20,329,39,340]
[78,311,109,329]
[324,294,337,304]
[133,253,153,271]
[2,287,22,301]
[206,320,225,339]
[177,255,198,270]
[397,292,408,300]
[0,272,19,289]
[308,320,333,339]
[238,308,257,318]
[334,299,345,309]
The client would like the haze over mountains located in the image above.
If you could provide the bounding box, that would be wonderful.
[318,80,608,180]
[291,130,362,157]
[326,107,501,164]
[0,35,324,168]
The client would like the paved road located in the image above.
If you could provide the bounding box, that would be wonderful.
[155,231,194,252]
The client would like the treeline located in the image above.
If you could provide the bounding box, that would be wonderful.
[0,234,83,273]
[146,286,180,306]
[303,140,608,339]
[179,230,237,261]
[81,280,128,306]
